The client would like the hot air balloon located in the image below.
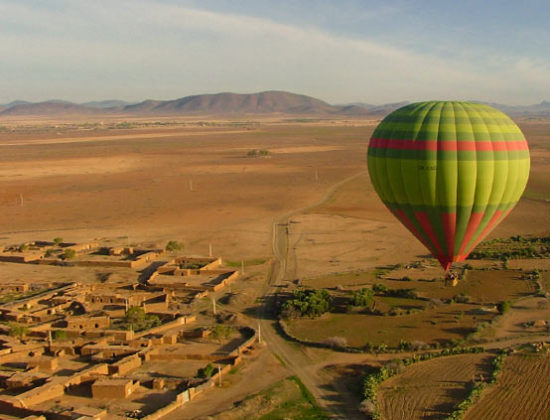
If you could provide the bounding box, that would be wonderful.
[367,101,530,271]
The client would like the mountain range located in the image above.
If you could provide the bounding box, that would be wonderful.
[1,91,549,118]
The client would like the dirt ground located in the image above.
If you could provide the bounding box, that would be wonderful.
[378,353,493,420]
[464,352,550,420]
[1,116,550,419]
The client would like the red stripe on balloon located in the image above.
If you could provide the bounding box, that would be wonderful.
[392,209,436,254]
[458,212,484,256]
[442,213,456,257]
[369,138,528,152]
[414,212,444,256]
[463,210,504,256]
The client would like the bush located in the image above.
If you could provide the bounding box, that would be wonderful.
[52,330,67,341]
[165,240,184,252]
[211,324,233,341]
[453,293,470,303]
[53,237,63,245]
[123,306,161,332]
[8,323,28,339]
[373,283,387,293]
[351,288,374,307]
[497,301,511,314]
[197,363,216,378]
[281,289,333,319]
[63,249,76,260]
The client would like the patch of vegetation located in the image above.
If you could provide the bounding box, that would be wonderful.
[469,235,550,260]
[211,324,233,341]
[351,288,374,308]
[52,330,67,341]
[225,258,267,268]
[197,363,216,378]
[53,237,63,245]
[120,306,161,332]
[445,350,509,419]
[8,323,29,339]
[165,240,184,252]
[281,289,333,319]
[497,300,512,314]
[362,347,486,419]
[247,149,270,157]
[62,249,76,260]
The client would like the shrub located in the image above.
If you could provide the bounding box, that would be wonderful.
[52,330,67,341]
[197,363,216,378]
[8,323,28,339]
[165,240,184,252]
[53,237,63,245]
[123,306,160,332]
[497,301,511,314]
[211,324,233,341]
[63,249,76,260]
[351,288,374,307]
[373,283,387,293]
[281,289,333,319]
[453,293,470,303]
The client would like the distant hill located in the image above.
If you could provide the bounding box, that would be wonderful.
[0,101,100,116]
[1,93,549,118]
[81,100,133,109]
[484,101,550,118]
[123,91,367,115]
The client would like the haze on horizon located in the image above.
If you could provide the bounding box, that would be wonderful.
[1,0,549,106]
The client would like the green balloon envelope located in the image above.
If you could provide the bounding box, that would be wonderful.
[367,101,530,271]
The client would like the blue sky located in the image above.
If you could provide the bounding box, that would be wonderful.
[1,0,549,104]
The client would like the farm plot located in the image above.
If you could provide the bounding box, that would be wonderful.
[286,303,495,348]
[464,352,550,420]
[382,270,537,304]
[377,353,493,420]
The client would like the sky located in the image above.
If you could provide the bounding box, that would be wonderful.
[1,0,549,105]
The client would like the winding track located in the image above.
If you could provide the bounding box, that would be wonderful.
[258,170,368,419]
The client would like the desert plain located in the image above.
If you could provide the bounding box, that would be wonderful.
[1,113,550,419]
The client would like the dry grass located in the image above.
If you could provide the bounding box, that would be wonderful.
[286,303,494,348]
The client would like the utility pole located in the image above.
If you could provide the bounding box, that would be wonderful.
[217,364,222,386]
[257,322,262,344]
[212,296,216,315]
[209,243,213,257]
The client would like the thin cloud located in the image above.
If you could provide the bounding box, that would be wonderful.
[0,0,549,104]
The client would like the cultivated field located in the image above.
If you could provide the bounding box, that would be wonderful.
[378,353,493,420]
[464,352,550,420]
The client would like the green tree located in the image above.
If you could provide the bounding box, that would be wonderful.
[197,363,215,378]
[63,249,76,259]
[53,237,63,246]
[497,301,511,314]
[52,330,67,341]
[165,240,184,252]
[351,288,375,307]
[281,289,333,319]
